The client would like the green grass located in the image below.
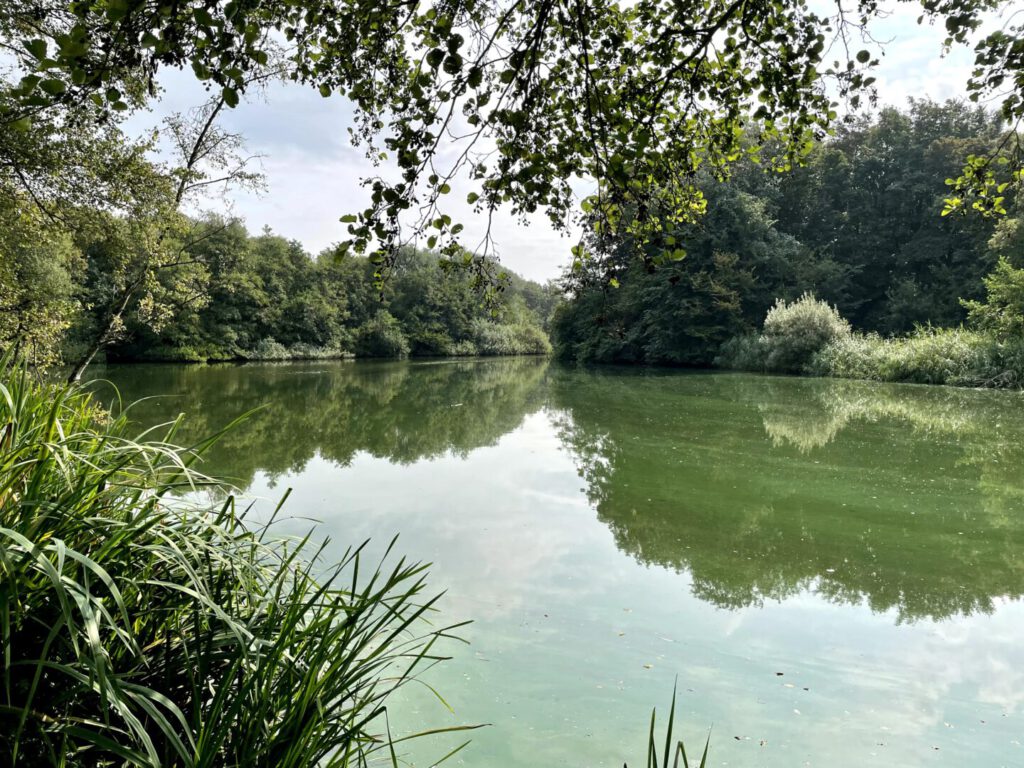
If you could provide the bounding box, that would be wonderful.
[0,356,474,767]
[809,327,1024,388]
[632,683,710,768]
[719,326,1024,389]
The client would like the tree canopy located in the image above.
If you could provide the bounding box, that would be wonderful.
[3,0,1021,277]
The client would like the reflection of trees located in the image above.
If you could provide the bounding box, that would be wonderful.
[550,370,1024,622]
[750,376,980,452]
[94,357,549,488]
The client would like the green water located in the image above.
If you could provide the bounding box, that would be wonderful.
[94,358,1024,767]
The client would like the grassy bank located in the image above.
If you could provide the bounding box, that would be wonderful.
[717,294,1024,389]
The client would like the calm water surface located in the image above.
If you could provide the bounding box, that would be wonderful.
[94,359,1024,767]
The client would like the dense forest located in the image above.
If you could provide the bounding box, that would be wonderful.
[552,100,1024,385]
[106,221,557,362]
[1,202,556,367]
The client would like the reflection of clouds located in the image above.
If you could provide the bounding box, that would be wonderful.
[243,410,627,623]
[659,588,1024,766]
[800,610,1024,766]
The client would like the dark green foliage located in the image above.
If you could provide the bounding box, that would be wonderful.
[354,310,411,358]
[553,248,751,366]
[554,100,1022,369]
[746,100,1005,333]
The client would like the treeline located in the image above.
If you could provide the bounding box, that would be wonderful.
[553,99,1023,381]
[1,200,557,367]
[111,218,557,362]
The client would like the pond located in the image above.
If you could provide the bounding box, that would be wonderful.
[93,358,1024,767]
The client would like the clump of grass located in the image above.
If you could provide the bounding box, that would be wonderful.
[809,327,1024,388]
[628,683,710,768]
[0,356,470,767]
[718,296,1024,389]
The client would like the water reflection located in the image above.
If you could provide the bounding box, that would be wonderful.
[549,370,1024,622]
[98,361,1024,624]
[92,361,1024,766]
[94,357,549,488]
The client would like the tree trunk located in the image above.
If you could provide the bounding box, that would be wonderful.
[66,336,105,383]
[65,281,138,383]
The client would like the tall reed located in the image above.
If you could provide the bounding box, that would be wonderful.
[0,357,471,767]
[633,684,710,768]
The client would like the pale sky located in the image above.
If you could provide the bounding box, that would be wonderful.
[128,2,988,283]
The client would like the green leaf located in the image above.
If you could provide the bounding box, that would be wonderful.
[18,74,41,93]
[222,87,239,107]
[426,49,444,70]
[442,53,463,75]
[40,79,67,96]
[193,7,215,26]
[23,39,47,60]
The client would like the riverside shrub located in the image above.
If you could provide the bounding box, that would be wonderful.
[962,257,1024,340]
[810,327,1024,388]
[354,310,411,358]
[471,319,553,355]
[760,293,852,373]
